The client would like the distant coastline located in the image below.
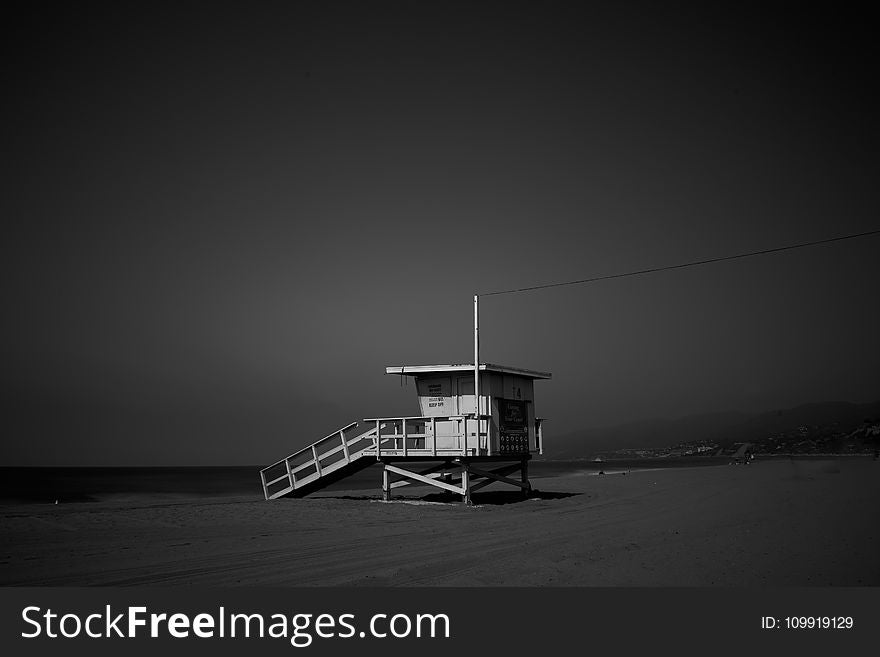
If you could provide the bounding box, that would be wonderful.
[2,457,878,586]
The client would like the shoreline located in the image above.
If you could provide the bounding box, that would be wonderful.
[2,458,878,586]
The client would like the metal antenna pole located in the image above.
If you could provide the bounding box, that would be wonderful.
[474,294,480,451]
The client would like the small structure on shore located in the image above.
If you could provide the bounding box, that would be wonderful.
[260,362,550,504]
[730,442,754,465]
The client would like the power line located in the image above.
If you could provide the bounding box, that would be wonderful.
[480,228,880,297]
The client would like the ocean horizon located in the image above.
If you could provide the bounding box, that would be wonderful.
[0,457,737,505]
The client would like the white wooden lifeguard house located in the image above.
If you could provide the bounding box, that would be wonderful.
[260,363,550,504]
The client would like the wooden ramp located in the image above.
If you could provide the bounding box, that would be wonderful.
[260,422,379,500]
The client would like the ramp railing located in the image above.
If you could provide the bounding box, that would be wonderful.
[363,415,486,457]
[260,422,379,500]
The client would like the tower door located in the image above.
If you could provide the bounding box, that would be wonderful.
[455,376,476,416]
[455,375,485,454]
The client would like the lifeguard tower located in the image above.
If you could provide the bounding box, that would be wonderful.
[260,362,550,504]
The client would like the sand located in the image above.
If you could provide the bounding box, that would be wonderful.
[1,458,878,586]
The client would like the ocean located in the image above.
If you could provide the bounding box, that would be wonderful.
[0,457,728,504]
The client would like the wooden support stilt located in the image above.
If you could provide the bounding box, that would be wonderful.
[462,464,472,505]
[383,465,391,501]
[468,462,524,494]
[521,457,531,497]
[388,462,451,489]
[384,464,466,495]
[467,463,530,490]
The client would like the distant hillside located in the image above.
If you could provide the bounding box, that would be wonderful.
[542,400,880,460]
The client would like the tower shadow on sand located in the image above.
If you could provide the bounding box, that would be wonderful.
[311,489,580,505]
[420,489,580,505]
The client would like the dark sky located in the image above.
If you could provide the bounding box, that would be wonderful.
[2,3,878,465]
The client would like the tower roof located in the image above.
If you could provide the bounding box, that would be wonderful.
[385,363,551,379]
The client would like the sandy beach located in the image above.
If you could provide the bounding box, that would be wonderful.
[1,458,878,586]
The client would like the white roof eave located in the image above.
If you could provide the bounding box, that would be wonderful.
[385,363,551,380]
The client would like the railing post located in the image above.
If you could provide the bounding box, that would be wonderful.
[402,418,407,457]
[486,415,491,456]
[340,430,350,463]
[431,417,437,457]
[285,458,294,489]
[376,419,381,459]
[312,445,322,477]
